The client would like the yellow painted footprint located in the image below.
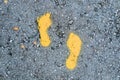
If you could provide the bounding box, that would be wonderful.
[37,12,52,47]
[37,12,82,70]
[66,32,82,70]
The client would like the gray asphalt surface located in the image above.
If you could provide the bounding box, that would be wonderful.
[0,0,120,80]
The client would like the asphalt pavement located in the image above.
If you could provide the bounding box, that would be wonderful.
[0,0,120,80]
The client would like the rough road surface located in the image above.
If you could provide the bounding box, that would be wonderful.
[0,0,120,80]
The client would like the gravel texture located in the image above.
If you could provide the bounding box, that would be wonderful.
[0,0,120,80]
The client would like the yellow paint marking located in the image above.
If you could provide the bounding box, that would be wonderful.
[4,0,8,4]
[37,12,52,47]
[66,32,82,70]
